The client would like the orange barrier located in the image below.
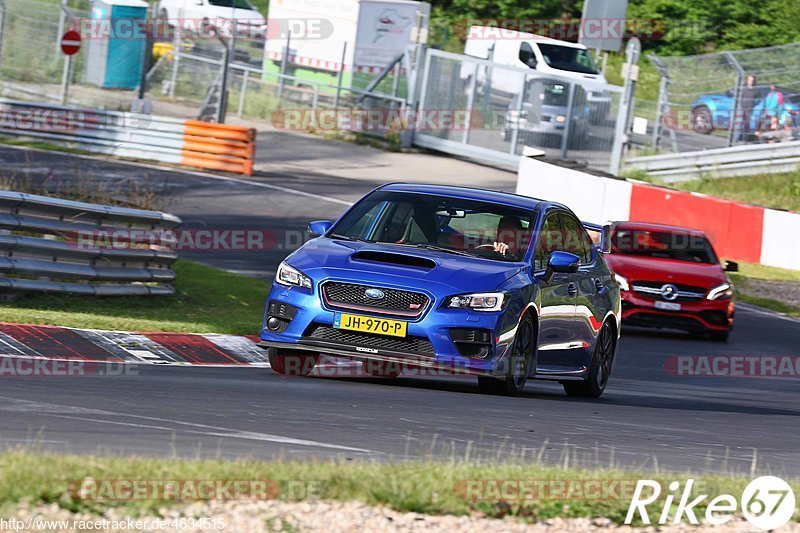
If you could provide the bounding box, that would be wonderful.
[180,121,256,175]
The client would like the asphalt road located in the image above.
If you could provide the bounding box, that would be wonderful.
[0,146,798,476]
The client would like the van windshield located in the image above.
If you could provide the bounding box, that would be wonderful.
[208,0,256,9]
[538,44,599,75]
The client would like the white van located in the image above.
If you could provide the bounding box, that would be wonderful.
[463,26,610,120]
[158,0,266,38]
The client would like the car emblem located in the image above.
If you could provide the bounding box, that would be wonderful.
[660,284,679,301]
[365,288,385,300]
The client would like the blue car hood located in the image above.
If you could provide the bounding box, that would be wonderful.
[286,238,524,294]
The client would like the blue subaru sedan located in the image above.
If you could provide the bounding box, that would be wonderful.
[258,184,621,397]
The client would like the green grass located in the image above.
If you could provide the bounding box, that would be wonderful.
[671,171,800,212]
[0,450,797,525]
[0,260,268,334]
[736,262,800,283]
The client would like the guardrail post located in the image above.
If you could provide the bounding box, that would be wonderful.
[168,9,182,98]
[461,61,478,145]
[559,82,576,160]
[723,51,746,147]
[237,69,249,117]
[334,42,347,109]
[508,73,525,154]
[54,0,66,66]
[277,31,291,103]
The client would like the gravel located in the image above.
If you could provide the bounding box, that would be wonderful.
[8,501,800,532]
[738,278,800,310]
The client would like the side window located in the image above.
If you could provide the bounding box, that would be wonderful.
[535,213,564,270]
[519,42,536,68]
[560,214,593,264]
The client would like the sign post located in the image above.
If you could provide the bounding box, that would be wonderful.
[59,29,81,105]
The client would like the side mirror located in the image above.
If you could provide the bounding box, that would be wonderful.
[724,260,739,272]
[542,251,580,284]
[308,220,333,237]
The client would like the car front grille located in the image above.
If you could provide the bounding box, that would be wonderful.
[631,280,706,302]
[321,282,429,318]
[304,325,435,356]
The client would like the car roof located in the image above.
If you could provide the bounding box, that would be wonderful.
[612,221,708,236]
[378,183,559,212]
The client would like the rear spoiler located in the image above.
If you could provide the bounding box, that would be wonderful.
[582,222,612,254]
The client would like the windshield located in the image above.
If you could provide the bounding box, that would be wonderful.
[208,0,255,10]
[330,191,534,262]
[611,229,718,264]
[538,44,599,75]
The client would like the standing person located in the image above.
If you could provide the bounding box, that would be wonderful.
[737,75,758,141]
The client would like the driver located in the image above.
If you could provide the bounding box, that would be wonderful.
[493,216,525,259]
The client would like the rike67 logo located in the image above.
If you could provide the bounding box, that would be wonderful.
[626,476,796,530]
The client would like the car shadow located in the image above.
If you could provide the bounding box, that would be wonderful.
[305,373,799,417]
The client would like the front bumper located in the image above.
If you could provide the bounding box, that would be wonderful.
[260,282,518,376]
[620,291,734,332]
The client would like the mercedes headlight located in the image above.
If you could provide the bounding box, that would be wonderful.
[275,261,312,289]
[446,292,508,312]
[707,283,733,301]
[614,273,630,292]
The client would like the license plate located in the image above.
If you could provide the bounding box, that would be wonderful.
[334,313,408,338]
[655,301,682,311]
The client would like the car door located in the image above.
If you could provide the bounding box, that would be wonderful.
[560,213,606,364]
[533,210,578,370]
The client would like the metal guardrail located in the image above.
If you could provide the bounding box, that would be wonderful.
[624,140,800,182]
[0,99,256,175]
[0,191,181,296]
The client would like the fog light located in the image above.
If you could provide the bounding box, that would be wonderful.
[267,317,282,331]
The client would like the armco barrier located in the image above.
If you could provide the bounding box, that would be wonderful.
[0,99,255,175]
[623,140,800,182]
[0,191,181,296]
[517,156,800,271]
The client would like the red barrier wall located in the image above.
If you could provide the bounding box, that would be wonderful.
[628,184,764,263]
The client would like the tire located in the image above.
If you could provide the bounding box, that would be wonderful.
[477,314,535,397]
[692,105,714,134]
[563,321,615,398]
[268,349,318,376]
[362,360,402,378]
[709,330,729,342]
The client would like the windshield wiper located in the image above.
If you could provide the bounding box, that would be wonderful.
[411,243,477,257]
[329,233,371,243]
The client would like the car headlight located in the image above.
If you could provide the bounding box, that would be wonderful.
[707,283,733,300]
[555,114,566,123]
[445,292,508,312]
[614,273,630,292]
[275,261,312,289]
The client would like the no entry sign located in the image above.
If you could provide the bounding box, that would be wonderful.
[60,30,81,56]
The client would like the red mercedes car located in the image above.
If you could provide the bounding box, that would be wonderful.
[604,222,737,341]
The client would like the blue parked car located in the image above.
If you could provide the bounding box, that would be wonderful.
[258,184,621,397]
[691,87,800,134]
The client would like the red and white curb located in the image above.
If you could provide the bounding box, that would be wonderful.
[0,323,364,375]
[0,323,268,367]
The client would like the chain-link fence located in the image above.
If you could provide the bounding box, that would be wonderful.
[0,0,88,97]
[648,42,800,153]
[415,49,623,172]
